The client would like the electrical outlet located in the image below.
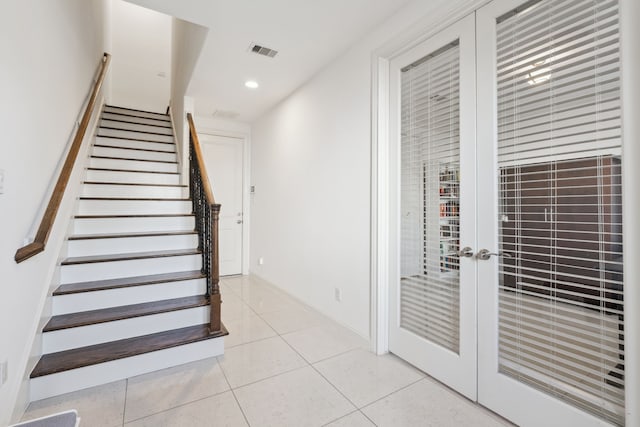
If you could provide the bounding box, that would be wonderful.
[0,360,7,386]
[258,257,264,265]
[334,288,342,302]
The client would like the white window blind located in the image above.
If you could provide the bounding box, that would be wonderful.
[496,0,624,425]
[400,42,461,353]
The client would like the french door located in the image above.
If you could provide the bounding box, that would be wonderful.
[477,0,624,425]
[389,0,626,425]
[388,14,478,400]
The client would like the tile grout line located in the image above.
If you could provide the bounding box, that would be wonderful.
[360,376,426,410]
[320,409,378,427]
[120,388,233,425]
[121,379,129,426]
[358,409,379,427]
[310,346,366,365]
[223,278,390,426]
[224,332,280,349]
[217,355,253,427]
[275,325,364,420]
[122,364,234,425]
[226,364,310,391]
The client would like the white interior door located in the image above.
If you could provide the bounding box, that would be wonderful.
[388,14,477,400]
[200,134,244,276]
[476,0,625,426]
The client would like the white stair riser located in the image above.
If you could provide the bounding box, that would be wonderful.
[103,106,169,121]
[90,157,178,173]
[100,119,173,136]
[101,112,172,128]
[77,199,191,215]
[43,306,209,353]
[85,169,180,185]
[98,128,174,143]
[30,337,224,401]
[61,254,201,283]
[92,146,176,163]
[95,136,175,152]
[67,233,198,257]
[52,279,206,315]
[81,183,187,199]
[73,216,194,234]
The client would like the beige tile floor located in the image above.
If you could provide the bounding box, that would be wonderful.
[21,275,512,427]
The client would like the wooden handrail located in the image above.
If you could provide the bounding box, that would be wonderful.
[187,113,215,205]
[15,53,112,263]
[187,112,222,333]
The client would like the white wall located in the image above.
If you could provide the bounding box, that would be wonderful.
[0,1,106,423]
[111,0,171,113]
[170,17,208,179]
[249,0,453,338]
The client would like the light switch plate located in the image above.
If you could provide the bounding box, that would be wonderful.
[0,169,4,194]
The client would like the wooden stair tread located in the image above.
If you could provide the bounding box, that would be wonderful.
[75,213,194,219]
[68,230,196,240]
[102,112,171,124]
[93,143,176,154]
[99,126,173,137]
[91,155,177,164]
[83,181,187,188]
[79,196,189,201]
[87,167,180,175]
[31,323,227,378]
[101,117,172,129]
[61,248,200,265]
[44,295,208,332]
[105,104,170,118]
[96,134,174,145]
[54,270,205,295]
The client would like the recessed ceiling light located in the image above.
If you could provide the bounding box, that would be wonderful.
[245,80,259,89]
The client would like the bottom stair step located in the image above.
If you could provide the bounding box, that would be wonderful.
[32,323,227,378]
[30,324,228,401]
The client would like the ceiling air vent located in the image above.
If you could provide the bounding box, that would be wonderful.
[248,42,278,58]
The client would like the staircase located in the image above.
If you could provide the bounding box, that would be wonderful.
[29,105,226,401]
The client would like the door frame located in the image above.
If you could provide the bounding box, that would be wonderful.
[370,0,640,426]
[198,127,251,276]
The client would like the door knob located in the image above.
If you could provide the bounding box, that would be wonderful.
[476,249,513,260]
[456,247,474,258]
[237,220,243,224]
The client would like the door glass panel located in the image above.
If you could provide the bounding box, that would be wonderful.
[400,42,461,353]
[495,0,624,424]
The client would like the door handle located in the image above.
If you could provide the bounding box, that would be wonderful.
[456,247,474,258]
[476,249,513,260]
[237,220,243,224]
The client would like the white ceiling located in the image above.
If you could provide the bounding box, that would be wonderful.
[126,0,413,122]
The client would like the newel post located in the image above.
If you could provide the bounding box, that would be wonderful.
[209,203,222,333]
